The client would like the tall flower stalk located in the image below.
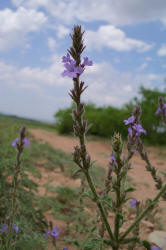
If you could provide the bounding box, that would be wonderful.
[62,25,166,250]
[5,126,30,250]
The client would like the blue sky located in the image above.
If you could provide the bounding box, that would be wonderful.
[0,0,166,121]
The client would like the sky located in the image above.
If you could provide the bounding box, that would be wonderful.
[0,0,166,121]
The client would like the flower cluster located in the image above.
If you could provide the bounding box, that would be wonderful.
[0,224,19,233]
[124,115,146,137]
[156,103,166,116]
[62,53,92,78]
[11,137,30,147]
[45,226,59,239]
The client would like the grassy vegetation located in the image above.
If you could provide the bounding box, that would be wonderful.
[0,114,111,249]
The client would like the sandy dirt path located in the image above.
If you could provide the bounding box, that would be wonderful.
[29,128,166,229]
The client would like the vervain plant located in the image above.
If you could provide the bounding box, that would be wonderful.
[61,25,166,250]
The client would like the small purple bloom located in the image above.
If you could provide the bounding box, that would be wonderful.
[11,138,19,147]
[62,60,83,78]
[130,198,137,207]
[63,248,68,250]
[0,224,8,232]
[13,224,19,233]
[51,227,60,238]
[62,53,72,63]
[45,230,50,238]
[132,124,146,136]
[23,137,30,147]
[156,103,166,115]
[151,246,162,250]
[124,116,135,125]
[128,127,133,137]
[83,57,93,66]
[110,154,118,167]
[62,54,92,78]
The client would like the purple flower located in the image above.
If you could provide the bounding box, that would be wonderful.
[13,224,19,233]
[128,127,133,137]
[0,224,8,232]
[62,53,72,63]
[23,137,30,147]
[130,198,137,207]
[51,227,60,238]
[62,60,83,78]
[62,54,92,78]
[83,57,93,66]
[110,154,118,167]
[132,124,146,136]
[11,138,19,147]
[156,103,166,115]
[151,246,162,250]
[124,116,135,125]
[45,230,50,238]
[63,248,68,250]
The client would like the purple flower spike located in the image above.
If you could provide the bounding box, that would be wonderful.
[151,246,162,250]
[130,198,137,207]
[23,137,30,147]
[83,57,93,66]
[0,224,8,232]
[51,227,60,238]
[124,116,135,125]
[45,230,50,238]
[11,138,19,147]
[13,224,19,233]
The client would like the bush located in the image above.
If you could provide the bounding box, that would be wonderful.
[54,87,166,145]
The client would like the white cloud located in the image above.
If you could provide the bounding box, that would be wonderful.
[11,0,166,27]
[79,61,164,106]
[158,44,166,56]
[145,57,152,61]
[85,25,154,52]
[137,62,148,71]
[0,7,47,51]
[48,37,56,50]
[56,24,70,38]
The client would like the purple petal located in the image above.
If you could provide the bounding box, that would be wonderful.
[13,224,19,233]
[11,138,19,147]
[51,227,60,238]
[155,106,161,115]
[83,57,93,66]
[0,224,8,232]
[45,230,50,238]
[128,127,133,137]
[23,137,30,147]
[151,246,162,250]
[110,154,118,167]
[124,116,135,125]
[130,198,137,207]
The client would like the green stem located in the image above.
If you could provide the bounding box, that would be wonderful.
[84,171,115,245]
[120,184,166,241]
